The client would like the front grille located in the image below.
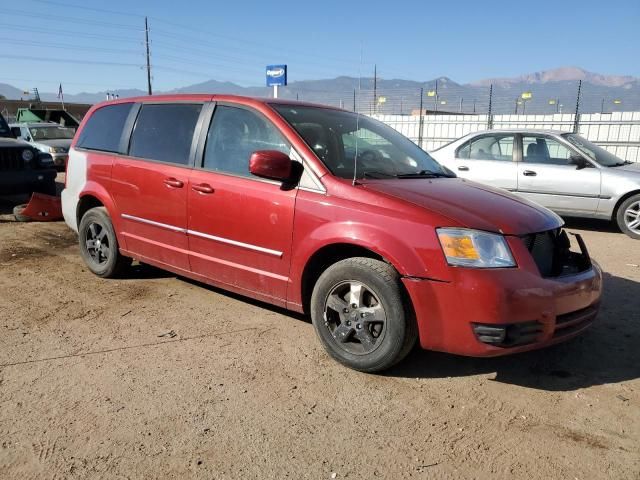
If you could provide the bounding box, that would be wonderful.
[0,148,26,171]
[553,305,598,338]
[522,229,591,278]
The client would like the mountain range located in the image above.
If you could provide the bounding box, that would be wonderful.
[2,67,638,114]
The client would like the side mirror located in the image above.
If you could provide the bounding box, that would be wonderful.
[569,154,588,170]
[10,127,21,139]
[249,150,293,181]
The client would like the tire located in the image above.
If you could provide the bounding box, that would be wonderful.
[615,194,640,240]
[78,207,132,278]
[310,257,417,373]
[13,204,31,222]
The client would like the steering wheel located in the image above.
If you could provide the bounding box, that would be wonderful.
[357,149,384,168]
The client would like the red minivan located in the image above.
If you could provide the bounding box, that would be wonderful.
[62,95,602,372]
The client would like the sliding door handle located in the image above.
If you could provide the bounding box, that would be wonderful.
[523,170,537,177]
[458,166,469,171]
[164,177,184,188]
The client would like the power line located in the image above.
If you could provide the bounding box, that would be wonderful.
[0,37,140,56]
[0,54,143,68]
[3,8,142,31]
[0,23,141,43]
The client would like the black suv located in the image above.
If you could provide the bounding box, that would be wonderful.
[0,112,56,196]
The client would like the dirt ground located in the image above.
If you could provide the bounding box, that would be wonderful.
[0,180,638,479]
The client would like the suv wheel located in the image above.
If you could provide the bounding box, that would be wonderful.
[310,257,417,372]
[616,194,640,240]
[78,207,131,277]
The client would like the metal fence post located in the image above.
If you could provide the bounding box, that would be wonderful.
[487,84,493,129]
[573,80,582,133]
[418,87,424,149]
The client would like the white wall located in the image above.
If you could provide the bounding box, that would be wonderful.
[373,111,640,162]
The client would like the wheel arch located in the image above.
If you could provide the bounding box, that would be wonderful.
[299,243,392,315]
[76,194,104,226]
[612,189,640,221]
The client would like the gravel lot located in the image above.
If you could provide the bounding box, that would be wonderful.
[0,182,638,479]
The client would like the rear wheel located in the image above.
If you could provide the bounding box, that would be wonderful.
[310,257,417,372]
[78,207,131,277]
[616,194,640,240]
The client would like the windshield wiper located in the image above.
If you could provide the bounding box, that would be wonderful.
[397,170,454,178]
[362,171,398,179]
[610,161,633,167]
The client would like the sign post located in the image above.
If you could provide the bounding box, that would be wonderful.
[266,64,287,98]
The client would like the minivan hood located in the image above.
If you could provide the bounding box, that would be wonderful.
[362,178,563,235]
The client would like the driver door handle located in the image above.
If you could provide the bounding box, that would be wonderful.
[192,183,214,194]
[458,166,469,171]
[523,170,537,177]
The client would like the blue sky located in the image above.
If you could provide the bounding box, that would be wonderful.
[2,0,639,94]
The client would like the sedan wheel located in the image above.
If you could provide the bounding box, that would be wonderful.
[616,194,640,240]
[623,200,640,234]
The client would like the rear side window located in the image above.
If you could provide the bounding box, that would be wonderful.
[76,103,133,153]
[457,135,514,161]
[129,103,202,165]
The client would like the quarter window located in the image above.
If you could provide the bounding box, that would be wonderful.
[203,105,290,177]
[457,135,514,161]
[522,136,572,165]
[76,103,133,153]
[129,103,202,165]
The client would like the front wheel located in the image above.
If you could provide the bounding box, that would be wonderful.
[310,257,417,372]
[78,207,132,277]
[616,194,640,240]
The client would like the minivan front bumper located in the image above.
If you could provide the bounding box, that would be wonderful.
[403,259,602,357]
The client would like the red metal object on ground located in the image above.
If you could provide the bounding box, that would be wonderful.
[18,193,63,221]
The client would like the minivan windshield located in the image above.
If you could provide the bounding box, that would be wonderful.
[563,133,626,167]
[273,105,451,179]
[28,125,75,141]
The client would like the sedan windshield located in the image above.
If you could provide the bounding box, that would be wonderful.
[563,133,626,167]
[272,104,451,179]
[28,125,75,141]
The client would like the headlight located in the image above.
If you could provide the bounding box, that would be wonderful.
[49,146,66,153]
[437,228,516,268]
[21,149,34,161]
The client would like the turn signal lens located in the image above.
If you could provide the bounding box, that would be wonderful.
[437,228,516,268]
[439,234,480,260]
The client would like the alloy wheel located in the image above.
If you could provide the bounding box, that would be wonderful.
[624,200,640,234]
[323,280,387,355]
[85,222,111,265]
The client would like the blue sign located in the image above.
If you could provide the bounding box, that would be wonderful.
[266,64,287,87]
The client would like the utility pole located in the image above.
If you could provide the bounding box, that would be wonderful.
[353,89,356,112]
[459,97,463,113]
[373,64,377,115]
[600,98,604,114]
[145,16,152,95]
